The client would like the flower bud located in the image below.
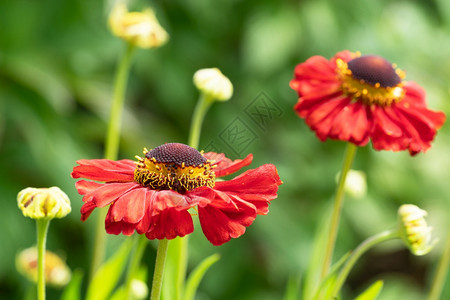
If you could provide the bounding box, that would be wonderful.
[398,204,437,256]
[337,169,367,198]
[193,68,233,101]
[16,247,71,287]
[131,279,149,299]
[108,3,168,49]
[17,187,71,220]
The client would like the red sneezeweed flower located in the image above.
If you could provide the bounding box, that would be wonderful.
[290,50,446,155]
[71,143,282,246]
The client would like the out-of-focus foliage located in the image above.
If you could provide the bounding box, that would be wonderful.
[0,0,449,299]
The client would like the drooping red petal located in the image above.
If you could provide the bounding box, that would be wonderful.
[105,213,137,236]
[75,180,103,196]
[108,187,148,224]
[196,190,257,246]
[371,106,410,152]
[210,164,282,215]
[71,159,135,182]
[145,208,194,240]
[302,96,352,141]
[87,182,140,207]
[80,197,96,221]
[203,152,253,177]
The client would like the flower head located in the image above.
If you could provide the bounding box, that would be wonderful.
[398,204,437,256]
[109,3,168,49]
[71,143,281,246]
[290,51,446,155]
[193,68,233,101]
[16,247,71,287]
[17,187,71,220]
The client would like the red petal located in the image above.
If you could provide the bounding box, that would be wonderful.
[203,152,253,177]
[80,198,96,221]
[87,182,139,207]
[197,194,257,246]
[145,208,194,240]
[302,96,352,141]
[71,159,135,182]
[75,180,102,195]
[105,213,137,236]
[109,187,148,223]
[372,106,403,138]
[371,106,410,152]
[211,164,282,215]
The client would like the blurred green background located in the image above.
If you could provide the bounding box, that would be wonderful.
[1,0,449,299]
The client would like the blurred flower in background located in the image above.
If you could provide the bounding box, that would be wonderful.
[108,2,168,48]
[290,50,446,155]
[16,247,71,287]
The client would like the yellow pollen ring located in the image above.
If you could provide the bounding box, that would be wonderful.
[133,150,216,193]
[336,58,406,106]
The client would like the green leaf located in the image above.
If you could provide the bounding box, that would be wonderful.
[86,238,133,300]
[183,253,220,300]
[302,206,332,300]
[354,281,384,300]
[61,269,83,300]
[283,272,301,300]
[311,252,350,300]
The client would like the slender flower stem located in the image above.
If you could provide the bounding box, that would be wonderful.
[162,93,213,300]
[428,231,450,300]
[331,229,399,298]
[36,219,51,300]
[151,239,169,300]
[91,43,135,278]
[188,94,213,149]
[320,143,358,280]
[125,235,148,300]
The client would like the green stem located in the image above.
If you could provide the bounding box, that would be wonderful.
[427,231,450,300]
[36,219,51,300]
[188,94,213,149]
[330,229,399,298]
[91,43,135,279]
[151,239,170,300]
[125,235,148,300]
[162,93,213,300]
[320,143,358,280]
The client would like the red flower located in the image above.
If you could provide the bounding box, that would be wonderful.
[290,50,446,155]
[71,143,282,246]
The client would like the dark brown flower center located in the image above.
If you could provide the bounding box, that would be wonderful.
[347,55,401,88]
[336,54,406,106]
[145,143,207,167]
[134,143,215,193]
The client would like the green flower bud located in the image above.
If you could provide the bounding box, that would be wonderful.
[398,204,437,256]
[17,187,71,220]
[193,68,233,101]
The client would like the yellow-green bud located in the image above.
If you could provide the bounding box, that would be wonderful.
[337,169,367,198]
[193,68,233,101]
[398,204,437,256]
[131,279,149,299]
[16,247,71,287]
[17,187,71,220]
[108,3,169,49]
